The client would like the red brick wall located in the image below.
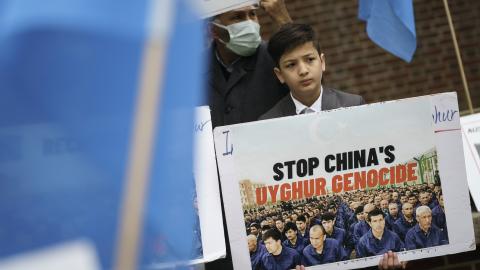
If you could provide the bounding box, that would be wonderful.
[258,0,480,113]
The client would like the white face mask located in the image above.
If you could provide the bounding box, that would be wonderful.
[213,20,261,57]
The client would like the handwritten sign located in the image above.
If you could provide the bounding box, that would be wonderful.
[191,107,226,263]
[461,112,480,210]
[214,92,474,270]
[193,0,258,18]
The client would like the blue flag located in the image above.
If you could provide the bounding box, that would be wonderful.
[358,0,417,62]
[0,0,203,268]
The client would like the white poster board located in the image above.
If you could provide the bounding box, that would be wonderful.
[213,92,475,270]
[461,113,480,210]
[149,106,226,269]
[194,0,258,18]
[192,106,226,263]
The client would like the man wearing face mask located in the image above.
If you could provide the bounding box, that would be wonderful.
[207,0,292,128]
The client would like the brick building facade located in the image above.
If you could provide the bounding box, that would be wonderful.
[258,0,480,113]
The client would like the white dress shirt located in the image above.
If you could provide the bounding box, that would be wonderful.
[291,86,323,114]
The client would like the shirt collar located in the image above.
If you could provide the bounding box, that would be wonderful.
[414,224,431,234]
[215,49,240,73]
[291,85,323,114]
[367,229,385,241]
[306,243,324,256]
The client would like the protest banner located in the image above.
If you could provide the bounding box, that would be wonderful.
[148,106,226,268]
[461,113,480,210]
[195,0,258,18]
[191,107,226,263]
[214,92,475,269]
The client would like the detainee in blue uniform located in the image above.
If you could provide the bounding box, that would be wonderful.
[356,209,405,258]
[283,222,307,258]
[393,202,416,241]
[248,234,267,270]
[260,228,301,270]
[302,225,347,266]
[349,205,364,236]
[296,215,310,242]
[321,212,353,257]
[385,203,401,231]
[325,203,345,231]
[405,206,448,250]
[353,203,375,244]
[432,193,448,240]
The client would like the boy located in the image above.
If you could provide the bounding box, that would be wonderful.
[259,23,364,120]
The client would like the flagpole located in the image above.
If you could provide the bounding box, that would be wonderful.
[442,0,474,114]
[114,1,170,269]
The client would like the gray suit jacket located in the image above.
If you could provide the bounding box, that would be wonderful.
[206,43,288,128]
[258,87,365,120]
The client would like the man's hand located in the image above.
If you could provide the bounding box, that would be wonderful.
[378,251,407,270]
[295,265,305,270]
[259,0,292,25]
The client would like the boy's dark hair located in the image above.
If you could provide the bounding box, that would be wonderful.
[262,228,282,242]
[296,215,307,223]
[283,221,298,232]
[367,208,385,222]
[261,225,271,231]
[321,212,336,222]
[267,23,321,67]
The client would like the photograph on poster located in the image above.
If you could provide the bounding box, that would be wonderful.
[214,93,475,270]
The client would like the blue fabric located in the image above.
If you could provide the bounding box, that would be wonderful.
[346,212,357,230]
[327,227,347,246]
[432,205,447,231]
[139,0,204,266]
[356,229,405,257]
[0,1,146,268]
[428,200,439,209]
[327,226,353,256]
[335,212,347,230]
[0,0,203,268]
[299,230,310,244]
[251,244,267,270]
[260,245,301,270]
[358,0,417,62]
[349,221,357,236]
[302,239,347,266]
[283,237,307,258]
[392,215,417,241]
[404,224,448,250]
[353,220,370,244]
[385,214,400,231]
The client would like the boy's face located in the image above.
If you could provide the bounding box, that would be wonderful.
[274,42,325,104]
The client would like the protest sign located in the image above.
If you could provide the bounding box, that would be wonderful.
[192,107,226,263]
[214,92,475,269]
[148,106,226,268]
[461,113,480,210]
[195,0,258,18]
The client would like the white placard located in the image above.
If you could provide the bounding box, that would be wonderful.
[150,107,226,269]
[0,240,100,270]
[214,92,475,270]
[461,112,480,210]
[193,106,226,263]
[191,0,259,18]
